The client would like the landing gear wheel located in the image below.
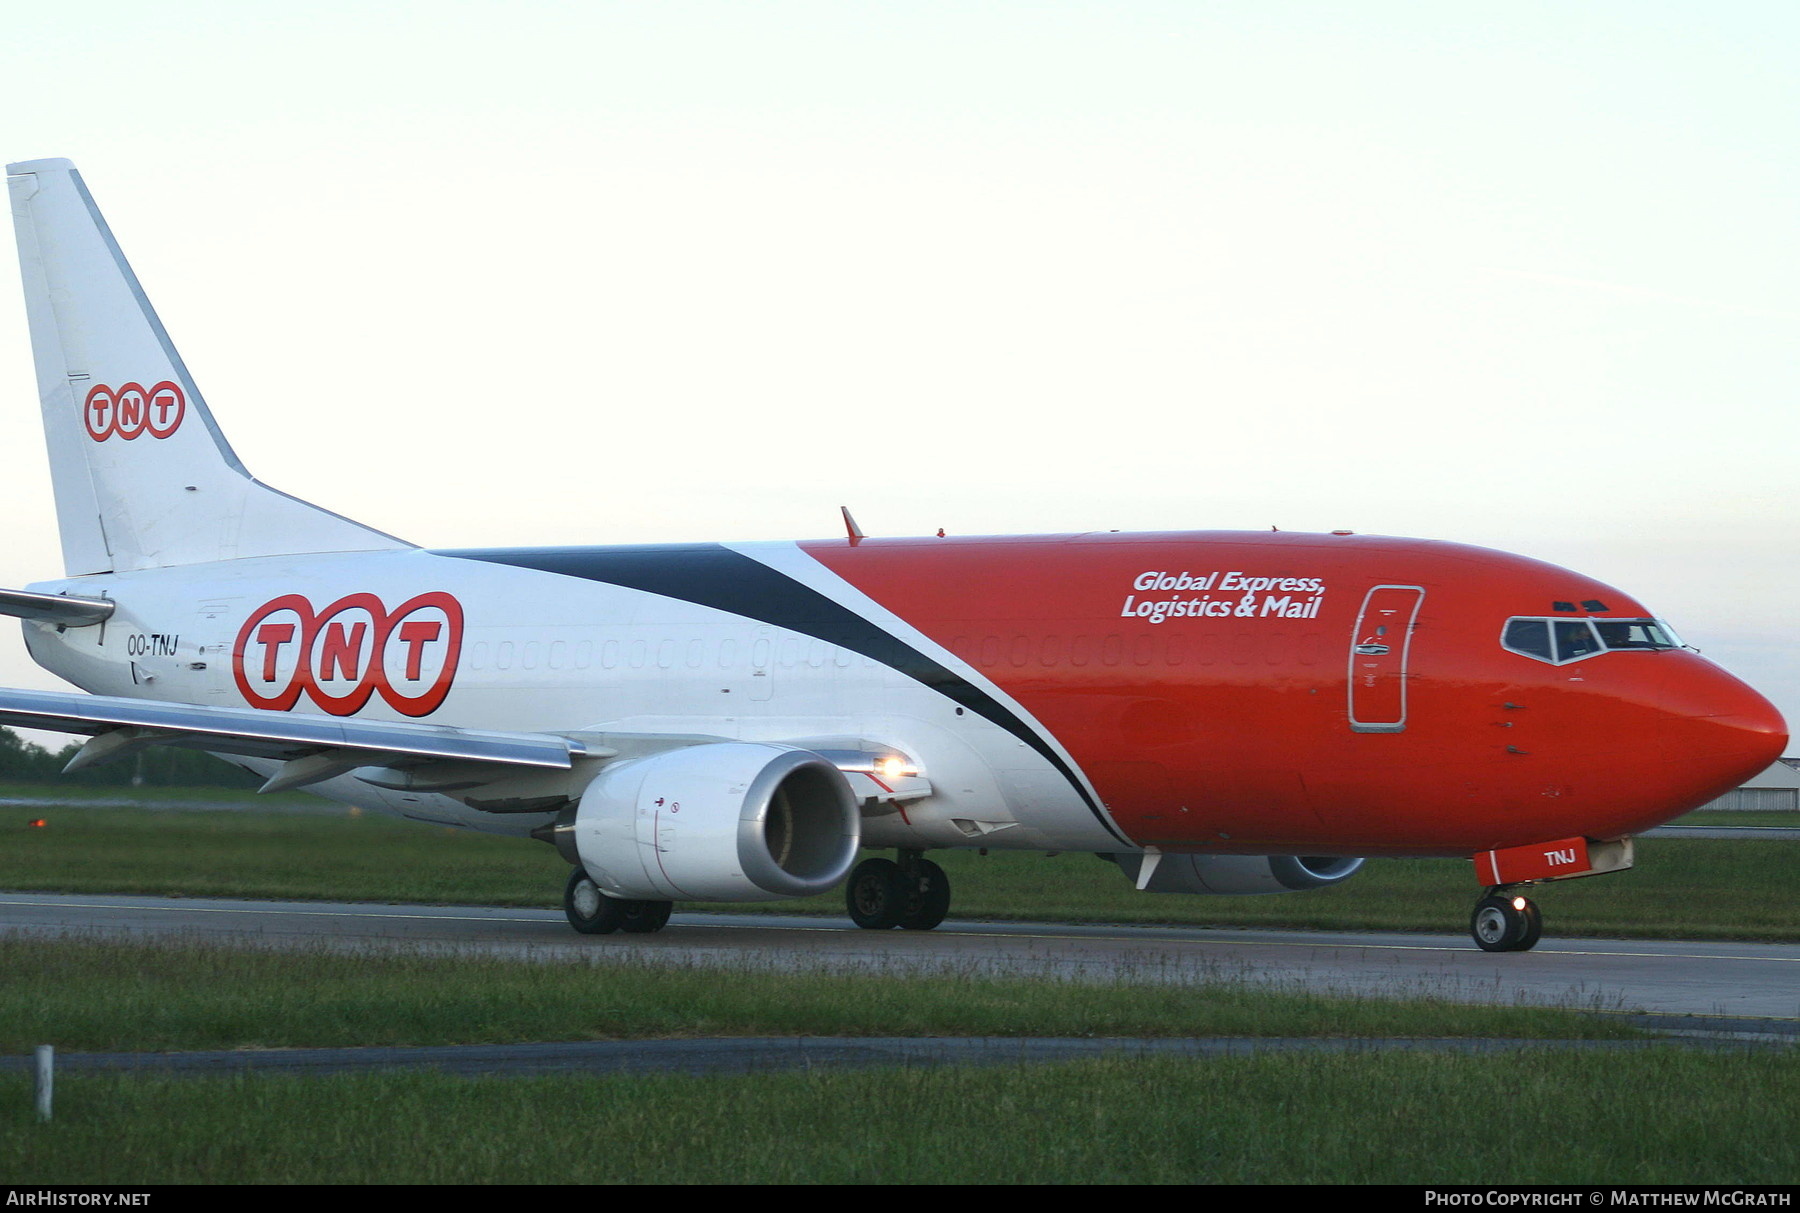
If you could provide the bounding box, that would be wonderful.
[1515,897,1543,951]
[898,859,951,931]
[1471,892,1541,953]
[846,857,908,929]
[620,899,674,934]
[564,868,626,935]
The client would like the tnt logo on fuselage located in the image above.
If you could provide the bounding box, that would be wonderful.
[232,592,464,718]
[83,381,186,442]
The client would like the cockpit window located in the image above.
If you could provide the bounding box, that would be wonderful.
[1502,619,1552,661]
[1552,620,1602,663]
[1502,617,1679,665]
[1593,619,1679,651]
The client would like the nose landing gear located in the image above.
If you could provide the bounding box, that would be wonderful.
[1471,889,1542,952]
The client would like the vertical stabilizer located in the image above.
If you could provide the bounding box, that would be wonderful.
[7,159,410,575]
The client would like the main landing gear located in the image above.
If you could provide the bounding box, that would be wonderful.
[846,850,951,931]
[1470,889,1542,953]
[563,867,674,935]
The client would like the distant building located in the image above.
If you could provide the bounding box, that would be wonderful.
[1694,760,1800,812]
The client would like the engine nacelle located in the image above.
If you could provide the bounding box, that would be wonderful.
[571,742,860,902]
[1108,852,1365,896]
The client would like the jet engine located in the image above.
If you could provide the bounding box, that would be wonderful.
[566,742,860,902]
[1108,852,1364,896]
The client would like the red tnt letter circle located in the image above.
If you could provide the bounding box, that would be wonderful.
[373,592,464,717]
[112,382,151,440]
[232,594,315,711]
[303,593,388,716]
[83,385,118,442]
[145,381,186,439]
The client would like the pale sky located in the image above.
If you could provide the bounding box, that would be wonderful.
[2,2,1797,734]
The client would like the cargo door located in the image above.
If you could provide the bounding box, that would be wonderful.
[1347,585,1424,733]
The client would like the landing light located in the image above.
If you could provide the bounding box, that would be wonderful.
[1511,896,1528,911]
[875,756,910,780]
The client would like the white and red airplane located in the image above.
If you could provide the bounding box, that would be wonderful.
[2,158,1785,950]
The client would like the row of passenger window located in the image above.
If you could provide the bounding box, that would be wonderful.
[463,635,876,674]
[1501,617,1679,666]
[459,631,1339,674]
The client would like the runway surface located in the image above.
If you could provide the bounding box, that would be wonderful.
[5,891,1799,1024]
[1647,824,1800,841]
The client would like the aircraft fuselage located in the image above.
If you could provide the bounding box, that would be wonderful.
[24,529,1781,858]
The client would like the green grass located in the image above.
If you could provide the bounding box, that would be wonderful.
[6,1052,1798,1184]
[0,786,1789,1186]
[6,795,1800,940]
[0,935,1631,1053]
[0,780,322,807]
[4,800,562,905]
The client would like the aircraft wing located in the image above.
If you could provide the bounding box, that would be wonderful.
[0,686,932,811]
[0,685,590,796]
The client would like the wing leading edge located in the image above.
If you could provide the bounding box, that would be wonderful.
[0,685,589,795]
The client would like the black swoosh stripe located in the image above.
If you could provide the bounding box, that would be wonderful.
[436,544,1126,844]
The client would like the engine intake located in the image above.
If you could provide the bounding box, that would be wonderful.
[569,742,860,901]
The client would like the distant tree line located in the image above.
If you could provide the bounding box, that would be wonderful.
[0,726,261,789]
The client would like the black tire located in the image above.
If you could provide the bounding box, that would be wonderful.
[1471,893,1530,952]
[898,859,951,931]
[846,857,907,929]
[1515,897,1543,951]
[620,899,674,934]
[564,867,626,935]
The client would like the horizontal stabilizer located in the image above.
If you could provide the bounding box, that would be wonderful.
[0,588,114,626]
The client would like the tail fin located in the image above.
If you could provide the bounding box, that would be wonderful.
[7,158,410,575]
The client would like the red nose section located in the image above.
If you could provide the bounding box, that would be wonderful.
[1641,660,1788,829]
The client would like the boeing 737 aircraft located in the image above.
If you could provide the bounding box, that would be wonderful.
[2,159,1785,950]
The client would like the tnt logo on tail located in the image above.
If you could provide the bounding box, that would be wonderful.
[83,381,185,441]
[232,592,464,717]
